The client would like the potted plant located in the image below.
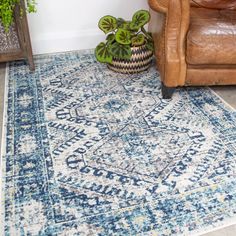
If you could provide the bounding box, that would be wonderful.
[0,0,36,70]
[95,10,154,74]
[0,0,36,31]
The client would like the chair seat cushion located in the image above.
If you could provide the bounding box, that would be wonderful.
[186,8,236,65]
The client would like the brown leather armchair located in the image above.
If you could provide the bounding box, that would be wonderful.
[148,0,236,98]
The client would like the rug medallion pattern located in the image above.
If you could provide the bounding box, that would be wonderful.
[1,51,236,235]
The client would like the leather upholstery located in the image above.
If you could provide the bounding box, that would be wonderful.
[187,7,236,65]
[148,0,236,87]
[190,0,236,9]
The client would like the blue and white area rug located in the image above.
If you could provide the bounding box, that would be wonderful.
[1,50,236,236]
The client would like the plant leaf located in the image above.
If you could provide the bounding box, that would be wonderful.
[131,34,145,46]
[95,42,113,63]
[117,18,125,28]
[98,15,117,34]
[130,10,150,30]
[109,42,131,60]
[115,29,131,45]
[145,40,154,52]
[120,21,131,30]
[117,19,131,30]
[106,33,115,43]
[141,27,153,40]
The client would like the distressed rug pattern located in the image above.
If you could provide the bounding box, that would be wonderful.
[1,50,236,235]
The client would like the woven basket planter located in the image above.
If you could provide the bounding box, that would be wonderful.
[108,44,153,74]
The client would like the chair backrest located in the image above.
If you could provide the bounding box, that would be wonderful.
[191,0,236,9]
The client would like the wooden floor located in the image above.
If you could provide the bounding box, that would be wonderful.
[0,62,236,236]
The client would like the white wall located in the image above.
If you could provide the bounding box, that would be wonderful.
[28,0,149,54]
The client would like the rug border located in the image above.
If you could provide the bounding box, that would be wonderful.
[0,63,9,236]
[186,87,236,236]
[0,57,236,235]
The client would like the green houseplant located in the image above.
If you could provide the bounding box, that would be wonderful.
[0,0,36,31]
[95,9,154,74]
[0,0,36,70]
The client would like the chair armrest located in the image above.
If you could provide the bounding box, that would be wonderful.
[148,0,169,13]
[149,0,190,87]
[165,0,190,86]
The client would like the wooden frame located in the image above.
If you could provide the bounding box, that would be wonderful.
[0,0,35,70]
